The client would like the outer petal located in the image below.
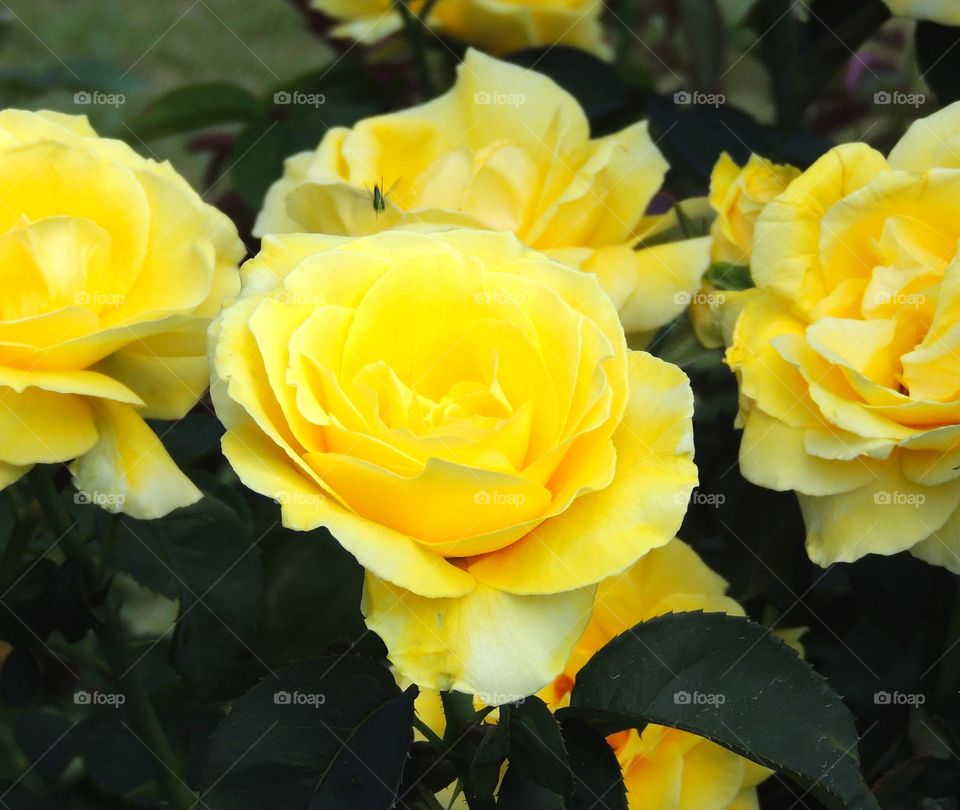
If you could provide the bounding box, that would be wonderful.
[362,572,596,696]
[910,503,960,574]
[220,421,475,599]
[70,400,202,520]
[0,386,98,466]
[889,100,960,171]
[739,408,884,496]
[467,351,696,594]
[799,458,960,565]
[581,237,711,334]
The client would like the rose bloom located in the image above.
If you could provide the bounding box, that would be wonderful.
[882,0,960,24]
[0,110,242,518]
[210,229,697,695]
[691,153,799,349]
[256,50,710,344]
[415,540,779,809]
[310,0,610,58]
[727,103,960,572]
[540,539,777,810]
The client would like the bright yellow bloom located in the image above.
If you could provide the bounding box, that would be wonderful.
[882,0,960,24]
[310,0,611,59]
[256,50,710,343]
[727,102,960,572]
[210,229,697,695]
[413,540,772,809]
[0,110,243,518]
[539,540,770,810]
[691,153,798,349]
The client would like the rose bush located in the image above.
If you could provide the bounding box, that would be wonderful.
[727,103,960,572]
[210,228,697,695]
[310,0,611,58]
[256,50,710,343]
[0,110,242,518]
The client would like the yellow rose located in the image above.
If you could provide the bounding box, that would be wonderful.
[310,0,611,58]
[691,153,799,349]
[210,228,697,695]
[882,0,960,24]
[539,539,769,810]
[727,102,960,572]
[413,540,771,809]
[0,110,243,518]
[256,50,710,343]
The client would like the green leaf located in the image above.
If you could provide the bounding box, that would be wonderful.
[116,496,260,696]
[917,21,960,105]
[705,262,754,291]
[466,717,510,810]
[80,719,166,808]
[201,657,414,810]
[0,559,58,648]
[496,766,564,809]
[564,611,878,810]
[561,720,627,810]
[507,697,570,795]
[252,528,366,666]
[131,83,261,138]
